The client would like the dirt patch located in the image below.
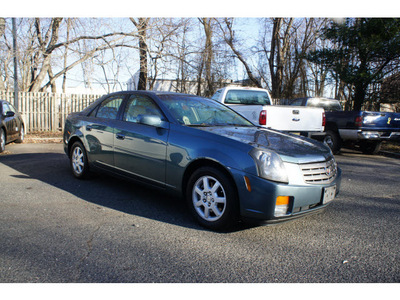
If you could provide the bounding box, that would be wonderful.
[381,141,400,153]
[25,131,63,143]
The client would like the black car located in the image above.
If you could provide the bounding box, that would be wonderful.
[0,100,25,153]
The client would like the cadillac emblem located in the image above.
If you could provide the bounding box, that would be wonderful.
[325,164,334,176]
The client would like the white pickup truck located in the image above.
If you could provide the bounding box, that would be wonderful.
[211,86,326,139]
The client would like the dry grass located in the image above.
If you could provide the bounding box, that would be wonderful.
[381,141,400,153]
[25,131,63,143]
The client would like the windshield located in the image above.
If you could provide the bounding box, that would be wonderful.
[158,94,253,127]
[224,89,271,105]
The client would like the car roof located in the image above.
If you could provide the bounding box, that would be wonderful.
[107,90,204,98]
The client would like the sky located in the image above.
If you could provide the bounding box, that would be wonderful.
[4,0,400,18]
[3,0,400,95]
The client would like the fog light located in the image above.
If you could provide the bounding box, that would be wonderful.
[274,196,290,217]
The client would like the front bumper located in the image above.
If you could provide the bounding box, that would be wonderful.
[231,167,342,222]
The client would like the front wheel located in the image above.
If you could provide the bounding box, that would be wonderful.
[324,130,341,154]
[0,128,5,153]
[15,126,24,143]
[186,167,239,230]
[70,141,90,179]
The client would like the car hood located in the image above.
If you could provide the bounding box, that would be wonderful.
[197,126,333,164]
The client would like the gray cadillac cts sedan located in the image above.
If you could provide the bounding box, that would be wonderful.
[64,91,341,230]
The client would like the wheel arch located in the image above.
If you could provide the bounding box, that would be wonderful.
[182,158,239,199]
[325,121,339,133]
[67,135,85,158]
[0,125,6,134]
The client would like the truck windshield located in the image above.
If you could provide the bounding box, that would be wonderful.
[224,90,271,105]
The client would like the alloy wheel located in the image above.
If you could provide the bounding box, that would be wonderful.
[0,129,5,152]
[72,146,85,176]
[192,175,227,222]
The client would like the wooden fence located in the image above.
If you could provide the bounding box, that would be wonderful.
[0,91,287,133]
[0,91,103,132]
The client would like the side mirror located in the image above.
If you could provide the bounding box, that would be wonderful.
[138,114,163,127]
[5,111,15,118]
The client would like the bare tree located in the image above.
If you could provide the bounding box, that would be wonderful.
[216,18,262,88]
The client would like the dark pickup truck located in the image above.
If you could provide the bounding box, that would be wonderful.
[289,97,400,154]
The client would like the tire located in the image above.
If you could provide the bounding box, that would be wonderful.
[324,130,342,154]
[359,141,382,155]
[186,166,239,230]
[70,141,90,179]
[0,128,5,153]
[15,126,24,143]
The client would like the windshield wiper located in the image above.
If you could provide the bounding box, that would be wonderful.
[186,124,213,127]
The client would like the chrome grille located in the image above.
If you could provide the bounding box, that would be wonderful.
[300,158,337,184]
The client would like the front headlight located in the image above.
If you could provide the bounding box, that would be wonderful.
[250,148,289,184]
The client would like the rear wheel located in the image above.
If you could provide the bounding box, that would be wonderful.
[70,141,90,179]
[0,128,5,153]
[324,130,341,154]
[359,141,382,155]
[186,166,239,230]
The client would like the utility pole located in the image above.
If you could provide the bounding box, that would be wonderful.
[12,18,18,110]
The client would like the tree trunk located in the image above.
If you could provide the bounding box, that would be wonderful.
[353,83,366,111]
[200,18,214,97]
[131,18,149,91]
[0,18,5,91]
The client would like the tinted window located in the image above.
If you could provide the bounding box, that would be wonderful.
[307,98,342,111]
[290,99,304,106]
[123,95,163,123]
[96,96,124,119]
[224,90,271,105]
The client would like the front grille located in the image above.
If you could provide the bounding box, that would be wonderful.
[300,158,337,184]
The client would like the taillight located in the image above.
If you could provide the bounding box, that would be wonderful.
[322,112,326,127]
[259,110,267,125]
[355,116,363,127]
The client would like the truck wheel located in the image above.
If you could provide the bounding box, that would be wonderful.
[324,130,341,154]
[359,141,382,155]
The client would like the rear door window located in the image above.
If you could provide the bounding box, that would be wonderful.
[95,96,124,120]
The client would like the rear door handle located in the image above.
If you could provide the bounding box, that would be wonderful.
[116,134,125,140]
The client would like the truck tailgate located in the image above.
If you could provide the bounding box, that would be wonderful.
[362,111,400,130]
[227,104,324,132]
[265,106,324,132]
